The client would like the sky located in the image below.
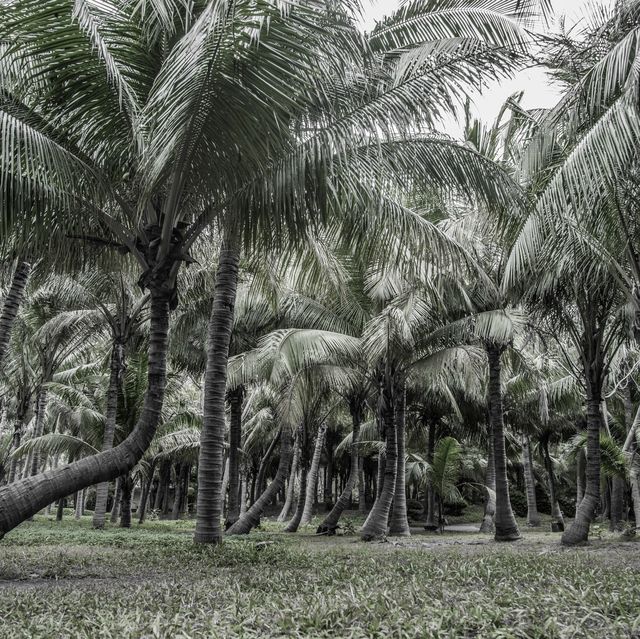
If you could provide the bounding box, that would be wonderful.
[360,0,608,128]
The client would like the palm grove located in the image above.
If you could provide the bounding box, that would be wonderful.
[0,0,639,549]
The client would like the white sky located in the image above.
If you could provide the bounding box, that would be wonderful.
[361,0,611,129]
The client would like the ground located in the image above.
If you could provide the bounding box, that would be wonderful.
[0,513,639,638]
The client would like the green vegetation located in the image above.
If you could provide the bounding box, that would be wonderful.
[1,518,639,638]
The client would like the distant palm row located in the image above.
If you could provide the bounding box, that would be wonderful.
[0,0,639,546]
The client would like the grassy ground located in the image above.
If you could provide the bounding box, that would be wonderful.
[0,515,639,638]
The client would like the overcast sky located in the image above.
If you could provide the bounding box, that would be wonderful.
[361,0,610,128]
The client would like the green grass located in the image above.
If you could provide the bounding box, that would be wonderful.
[0,516,639,638]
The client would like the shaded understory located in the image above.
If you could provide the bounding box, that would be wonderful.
[0,516,639,638]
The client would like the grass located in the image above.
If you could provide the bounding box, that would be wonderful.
[0,516,639,638]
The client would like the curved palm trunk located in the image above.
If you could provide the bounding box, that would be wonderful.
[361,381,397,541]
[522,435,540,527]
[278,433,300,522]
[562,389,602,545]
[93,341,125,528]
[300,423,327,526]
[486,344,520,542]
[227,430,292,535]
[0,289,171,539]
[194,235,240,545]
[284,465,307,532]
[0,261,31,368]
[225,385,244,528]
[255,430,281,501]
[317,405,361,534]
[424,420,437,530]
[389,387,410,536]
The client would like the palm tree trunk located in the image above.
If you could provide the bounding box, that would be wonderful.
[93,340,125,529]
[29,387,48,477]
[541,437,564,529]
[194,233,240,545]
[522,435,540,526]
[424,420,437,530]
[255,431,281,502]
[225,385,244,528]
[361,380,397,541]
[74,489,84,520]
[389,386,410,536]
[0,288,171,539]
[562,388,602,545]
[227,430,292,535]
[119,473,133,528]
[358,456,367,514]
[284,465,307,532]
[239,476,247,516]
[300,423,327,526]
[317,405,361,534]
[486,344,520,541]
[0,261,31,368]
[138,459,156,525]
[278,433,300,522]
[110,476,122,523]
[575,447,585,511]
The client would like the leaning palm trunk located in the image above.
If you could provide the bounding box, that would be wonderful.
[522,436,540,527]
[317,407,361,534]
[225,385,244,528]
[0,290,171,539]
[278,434,300,522]
[562,387,602,545]
[93,341,125,528]
[300,423,327,526]
[0,261,31,369]
[486,344,520,541]
[389,387,410,536]
[194,234,240,544]
[255,430,281,501]
[284,465,307,532]
[361,381,397,541]
[227,430,292,535]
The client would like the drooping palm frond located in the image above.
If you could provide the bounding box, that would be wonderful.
[429,435,464,503]
[11,432,99,460]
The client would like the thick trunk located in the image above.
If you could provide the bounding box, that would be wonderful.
[194,234,240,544]
[562,391,602,545]
[576,448,585,512]
[154,460,170,512]
[361,381,397,541]
[317,405,361,534]
[522,435,540,527]
[0,289,171,539]
[227,430,292,535]
[0,261,31,368]
[389,386,410,536]
[300,423,327,526]
[29,387,48,477]
[119,473,133,528]
[93,341,125,529]
[424,420,437,530]
[487,345,520,541]
[225,385,244,528]
[278,433,300,522]
[284,465,307,532]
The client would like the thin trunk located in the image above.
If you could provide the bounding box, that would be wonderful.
[239,476,247,516]
[611,386,634,530]
[278,434,300,522]
[541,437,564,528]
[317,404,361,534]
[154,460,170,511]
[220,457,229,513]
[487,344,520,541]
[0,261,31,368]
[562,388,602,545]
[171,463,185,520]
[29,387,48,477]
[358,455,367,515]
[110,476,122,524]
[284,465,307,533]
[0,289,171,539]
[424,420,437,530]
[361,379,397,541]
[227,430,292,535]
[225,385,244,528]
[138,459,156,525]
[255,431,281,502]
[376,452,385,499]
[389,386,410,536]
[576,448,585,512]
[56,496,64,521]
[300,423,327,526]
[74,489,84,520]
[522,435,540,527]
[194,233,240,545]
[119,473,133,528]
[93,341,125,529]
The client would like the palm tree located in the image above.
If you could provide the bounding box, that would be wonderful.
[0,260,31,369]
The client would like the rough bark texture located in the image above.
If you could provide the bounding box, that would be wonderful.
[562,390,602,545]
[225,385,244,528]
[29,387,48,477]
[317,403,361,534]
[388,387,410,536]
[575,448,585,512]
[0,289,171,539]
[284,465,307,533]
[300,423,327,526]
[227,430,292,535]
[479,424,496,534]
[541,436,564,528]
[486,344,520,542]
[361,380,397,541]
[93,341,125,529]
[0,261,31,368]
[522,435,540,527]
[194,235,240,544]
